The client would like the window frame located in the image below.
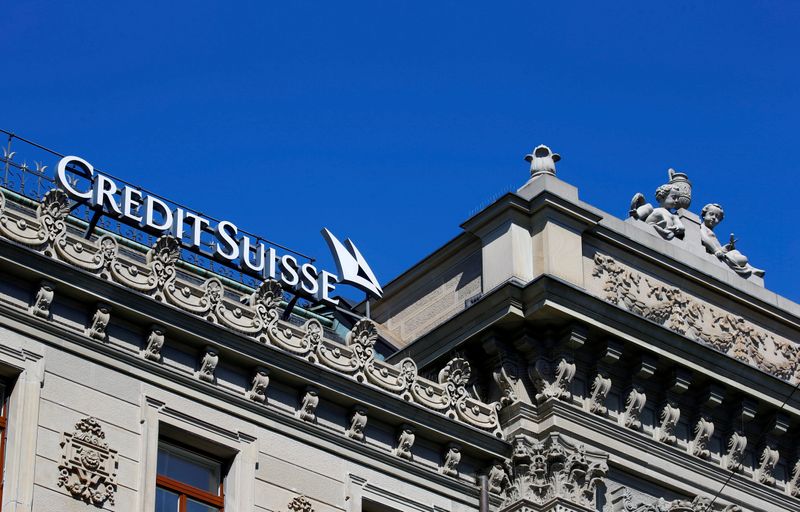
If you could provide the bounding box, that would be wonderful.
[156,441,225,512]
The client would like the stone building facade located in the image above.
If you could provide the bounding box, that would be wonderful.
[0,139,797,512]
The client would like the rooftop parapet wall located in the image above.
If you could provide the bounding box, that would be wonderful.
[0,187,506,446]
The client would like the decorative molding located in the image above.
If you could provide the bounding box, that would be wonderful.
[196,346,219,383]
[487,460,511,495]
[441,442,462,477]
[297,386,319,422]
[142,324,165,361]
[87,303,111,341]
[722,431,747,472]
[688,415,714,459]
[393,424,415,460]
[30,280,55,319]
[502,434,608,510]
[788,460,800,498]
[529,357,576,403]
[586,372,611,416]
[592,253,800,384]
[755,444,779,486]
[57,417,118,506]
[620,387,646,430]
[347,406,368,441]
[247,366,270,403]
[654,402,680,445]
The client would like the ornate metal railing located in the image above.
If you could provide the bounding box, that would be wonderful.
[0,129,313,294]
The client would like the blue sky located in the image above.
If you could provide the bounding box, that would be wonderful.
[3,2,799,303]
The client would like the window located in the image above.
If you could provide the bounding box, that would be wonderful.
[156,442,225,512]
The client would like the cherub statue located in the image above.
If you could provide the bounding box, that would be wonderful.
[700,203,764,278]
[629,169,690,241]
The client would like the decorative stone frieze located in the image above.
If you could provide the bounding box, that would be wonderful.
[298,386,319,422]
[610,487,741,512]
[502,434,608,510]
[441,442,462,477]
[247,366,270,403]
[57,417,118,506]
[0,191,504,437]
[87,303,111,341]
[346,406,368,441]
[688,415,714,459]
[592,253,800,384]
[393,424,415,460]
[287,495,314,512]
[31,280,55,319]
[530,357,576,403]
[196,346,219,383]
[620,387,646,430]
[142,324,165,361]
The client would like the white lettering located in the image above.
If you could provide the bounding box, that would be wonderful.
[315,271,338,305]
[122,187,143,222]
[56,156,94,199]
[279,254,299,287]
[300,263,319,295]
[214,220,239,260]
[142,195,173,231]
[240,237,265,274]
[184,211,210,249]
[91,174,123,216]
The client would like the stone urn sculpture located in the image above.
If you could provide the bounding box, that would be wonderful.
[524,145,560,178]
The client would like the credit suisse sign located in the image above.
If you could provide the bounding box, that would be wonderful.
[56,156,383,306]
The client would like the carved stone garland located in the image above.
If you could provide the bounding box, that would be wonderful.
[58,417,118,506]
[502,434,608,510]
[612,487,741,512]
[592,253,800,384]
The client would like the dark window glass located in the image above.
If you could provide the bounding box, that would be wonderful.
[157,445,220,494]
[156,487,180,511]
[155,441,224,512]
